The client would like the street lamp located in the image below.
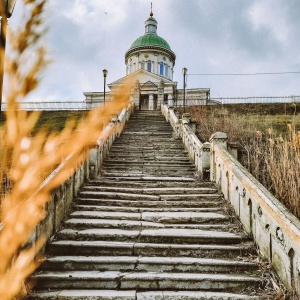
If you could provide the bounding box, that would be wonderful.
[102,69,108,106]
[0,0,17,118]
[182,67,187,113]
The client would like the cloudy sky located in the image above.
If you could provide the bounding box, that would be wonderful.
[7,0,300,101]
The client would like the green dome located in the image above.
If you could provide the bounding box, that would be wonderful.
[130,34,171,50]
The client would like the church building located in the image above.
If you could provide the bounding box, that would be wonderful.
[84,7,211,110]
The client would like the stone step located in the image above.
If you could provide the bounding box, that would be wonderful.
[73,204,223,213]
[31,271,261,291]
[102,166,196,171]
[76,198,223,208]
[64,218,233,231]
[102,171,197,178]
[81,186,218,195]
[56,228,245,244]
[107,155,191,161]
[93,176,197,182]
[69,211,229,224]
[28,290,267,300]
[103,160,193,166]
[78,191,222,201]
[87,179,210,188]
[46,240,256,258]
[110,145,186,150]
[41,256,258,273]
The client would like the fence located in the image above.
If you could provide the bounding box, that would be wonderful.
[212,95,300,104]
[1,95,300,111]
[0,101,102,111]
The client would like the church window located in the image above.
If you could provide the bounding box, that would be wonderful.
[160,62,164,75]
[165,64,168,77]
[147,60,152,72]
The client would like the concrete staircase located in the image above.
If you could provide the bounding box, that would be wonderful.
[29,111,268,299]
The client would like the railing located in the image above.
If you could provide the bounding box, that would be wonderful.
[162,104,300,296]
[1,95,299,111]
[212,95,300,104]
[1,101,102,111]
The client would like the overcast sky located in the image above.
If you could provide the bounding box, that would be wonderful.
[7,0,300,101]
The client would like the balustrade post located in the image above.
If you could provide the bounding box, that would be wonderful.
[199,142,211,180]
[209,132,228,182]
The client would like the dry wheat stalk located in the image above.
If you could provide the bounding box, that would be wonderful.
[0,1,132,299]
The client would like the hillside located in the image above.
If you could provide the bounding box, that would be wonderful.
[184,102,300,142]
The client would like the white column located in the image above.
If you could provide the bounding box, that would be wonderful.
[149,94,154,110]
[154,54,158,74]
[168,94,174,107]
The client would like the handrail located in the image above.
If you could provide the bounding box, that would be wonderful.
[210,134,300,295]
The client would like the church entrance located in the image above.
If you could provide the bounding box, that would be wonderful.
[139,94,158,110]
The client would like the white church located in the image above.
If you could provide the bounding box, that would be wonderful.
[84,7,211,110]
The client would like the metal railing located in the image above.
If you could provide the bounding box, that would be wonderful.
[211,95,300,104]
[1,101,103,111]
[1,95,300,111]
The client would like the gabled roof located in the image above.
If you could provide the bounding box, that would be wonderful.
[108,69,174,88]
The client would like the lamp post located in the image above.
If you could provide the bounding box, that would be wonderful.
[182,67,187,113]
[102,69,108,106]
[0,0,17,119]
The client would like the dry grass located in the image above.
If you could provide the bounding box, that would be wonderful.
[187,105,300,219]
[0,1,132,299]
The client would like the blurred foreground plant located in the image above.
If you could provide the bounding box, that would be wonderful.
[0,1,131,299]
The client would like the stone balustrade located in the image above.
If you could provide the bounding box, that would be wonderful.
[33,102,134,249]
[210,134,300,294]
[162,104,300,296]
[162,104,210,179]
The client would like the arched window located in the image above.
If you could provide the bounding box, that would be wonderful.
[141,61,145,70]
[159,62,164,75]
[147,60,152,72]
[165,64,168,77]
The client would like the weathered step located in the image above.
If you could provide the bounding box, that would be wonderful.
[87,179,211,188]
[46,240,256,258]
[76,198,223,208]
[31,271,261,291]
[97,176,196,181]
[110,145,187,150]
[102,166,196,171]
[107,156,191,162]
[78,191,221,202]
[64,218,233,231]
[103,160,193,166]
[82,186,218,195]
[73,204,223,213]
[69,211,229,224]
[41,256,258,273]
[102,172,197,178]
[28,290,267,300]
[56,228,245,244]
